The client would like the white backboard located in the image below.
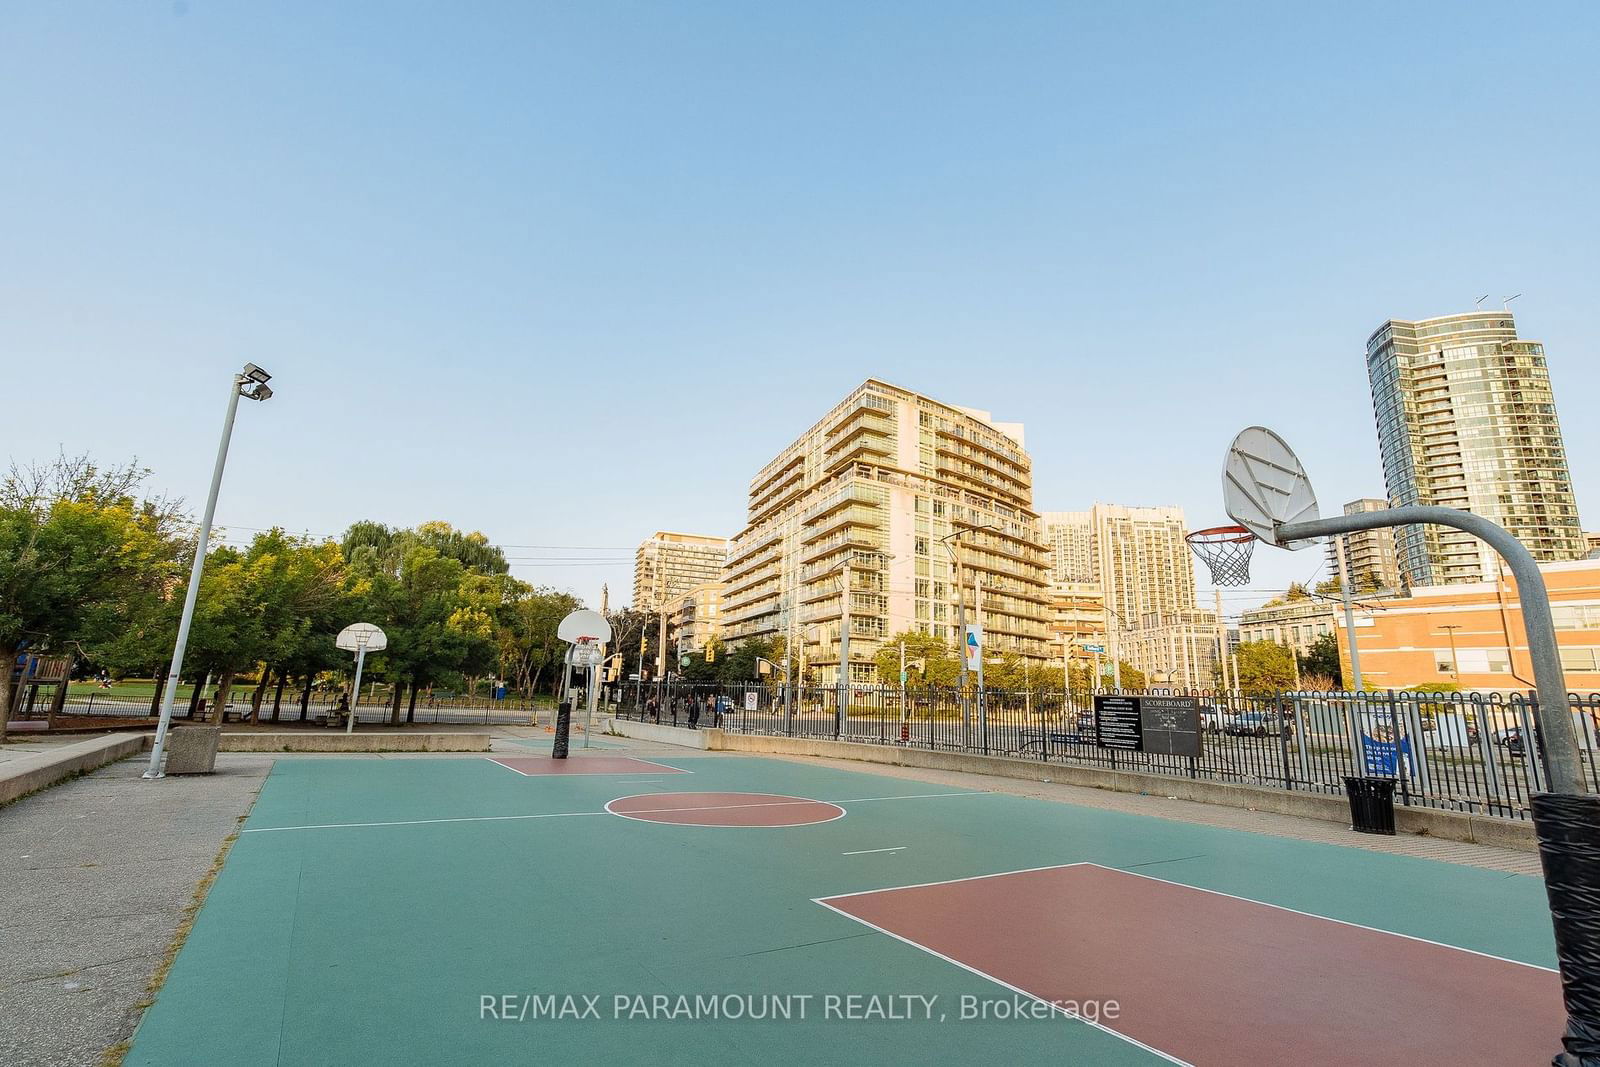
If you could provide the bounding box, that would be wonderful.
[336,622,388,652]
[557,608,613,644]
[1223,426,1322,549]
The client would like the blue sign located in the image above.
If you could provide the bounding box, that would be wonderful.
[1360,733,1415,776]
[1084,644,1105,654]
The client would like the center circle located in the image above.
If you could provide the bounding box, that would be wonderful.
[605,792,845,827]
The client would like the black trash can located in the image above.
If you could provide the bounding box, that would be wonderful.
[1344,776,1397,835]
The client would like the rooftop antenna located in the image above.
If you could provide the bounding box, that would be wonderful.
[1502,293,1522,311]
[1474,294,1490,309]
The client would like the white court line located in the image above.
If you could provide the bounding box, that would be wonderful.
[486,756,691,777]
[242,811,607,833]
[842,846,907,856]
[811,895,1188,1066]
[1079,862,1559,974]
[242,788,987,835]
[605,794,848,827]
[831,791,989,804]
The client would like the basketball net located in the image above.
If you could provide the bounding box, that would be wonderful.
[1185,525,1257,586]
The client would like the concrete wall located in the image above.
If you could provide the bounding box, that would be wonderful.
[604,718,714,749]
[0,733,149,806]
[606,719,1537,851]
[219,732,491,752]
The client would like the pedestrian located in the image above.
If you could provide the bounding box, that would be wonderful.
[706,695,719,728]
[671,698,679,727]
[688,695,701,730]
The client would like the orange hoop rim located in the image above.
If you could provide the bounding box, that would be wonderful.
[1186,524,1256,544]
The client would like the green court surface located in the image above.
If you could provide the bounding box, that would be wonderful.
[124,754,1557,1065]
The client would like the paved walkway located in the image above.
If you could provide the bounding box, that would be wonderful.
[0,754,271,1066]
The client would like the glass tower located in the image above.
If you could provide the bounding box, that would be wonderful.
[1366,312,1584,586]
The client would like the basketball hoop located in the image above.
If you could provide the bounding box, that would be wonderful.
[1186,525,1257,586]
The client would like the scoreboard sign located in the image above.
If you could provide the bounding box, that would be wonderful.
[1093,695,1203,758]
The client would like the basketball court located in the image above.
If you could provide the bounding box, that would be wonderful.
[121,744,1561,1065]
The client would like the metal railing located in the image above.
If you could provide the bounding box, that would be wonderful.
[613,683,1600,822]
[44,690,552,726]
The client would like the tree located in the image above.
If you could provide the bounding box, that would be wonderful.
[0,454,188,735]
[1234,640,1296,695]
[1299,631,1342,687]
[870,630,961,686]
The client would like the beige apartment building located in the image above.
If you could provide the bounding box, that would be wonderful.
[667,581,725,656]
[720,380,1051,683]
[1046,580,1106,663]
[1367,312,1585,585]
[1237,597,1339,660]
[633,532,728,612]
[1324,499,1404,592]
[1041,505,1214,684]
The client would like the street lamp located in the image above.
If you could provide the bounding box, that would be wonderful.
[144,364,275,779]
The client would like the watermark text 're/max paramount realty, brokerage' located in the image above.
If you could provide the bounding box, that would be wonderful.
[478,993,1122,1024]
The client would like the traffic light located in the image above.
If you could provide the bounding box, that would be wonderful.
[640,635,648,655]
[606,664,620,682]
[705,643,716,663]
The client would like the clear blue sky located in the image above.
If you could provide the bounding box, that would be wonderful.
[4,2,1597,620]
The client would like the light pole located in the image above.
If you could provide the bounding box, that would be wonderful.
[940,522,995,744]
[144,363,274,779]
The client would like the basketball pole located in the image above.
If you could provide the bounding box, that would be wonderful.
[1277,504,1598,1066]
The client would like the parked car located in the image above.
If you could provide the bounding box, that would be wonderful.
[1224,711,1289,738]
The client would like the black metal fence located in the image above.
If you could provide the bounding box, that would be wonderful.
[612,682,1600,823]
[48,690,552,726]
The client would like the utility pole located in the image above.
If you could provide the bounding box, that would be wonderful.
[1061,631,1071,716]
[1213,587,1232,694]
[785,562,797,727]
[837,556,851,738]
[1335,537,1364,691]
[975,570,986,749]
[1441,624,1464,681]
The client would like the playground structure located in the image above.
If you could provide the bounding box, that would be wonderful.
[2,652,73,734]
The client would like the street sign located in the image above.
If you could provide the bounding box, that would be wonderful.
[964,625,983,670]
[679,653,691,668]
[744,691,758,712]
[1084,643,1104,654]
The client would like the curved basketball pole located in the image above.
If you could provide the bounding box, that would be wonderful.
[1276,503,1599,1066]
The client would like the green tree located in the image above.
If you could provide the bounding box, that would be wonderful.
[1299,631,1342,687]
[0,454,188,735]
[1234,640,1296,695]
[870,630,961,686]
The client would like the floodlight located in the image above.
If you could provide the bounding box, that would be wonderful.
[241,362,273,384]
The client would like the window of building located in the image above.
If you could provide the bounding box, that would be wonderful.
[1560,648,1600,672]
[1553,605,1600,629]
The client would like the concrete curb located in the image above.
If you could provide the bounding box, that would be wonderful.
[606,719,1537,852]
[0,733,150,807]
[218,732,492,752]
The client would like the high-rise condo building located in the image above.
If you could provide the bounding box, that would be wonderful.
[1041,506,1198,629]
[1324,499,1404,593]
[1041,505,1215,687]
[633,532,728,612]
[721,380,1051,683]
[1367,312,1584,586]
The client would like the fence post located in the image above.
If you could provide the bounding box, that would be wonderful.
[1279,698,1293,791]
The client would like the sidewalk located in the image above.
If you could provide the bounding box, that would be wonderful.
[0,754,270,1066]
